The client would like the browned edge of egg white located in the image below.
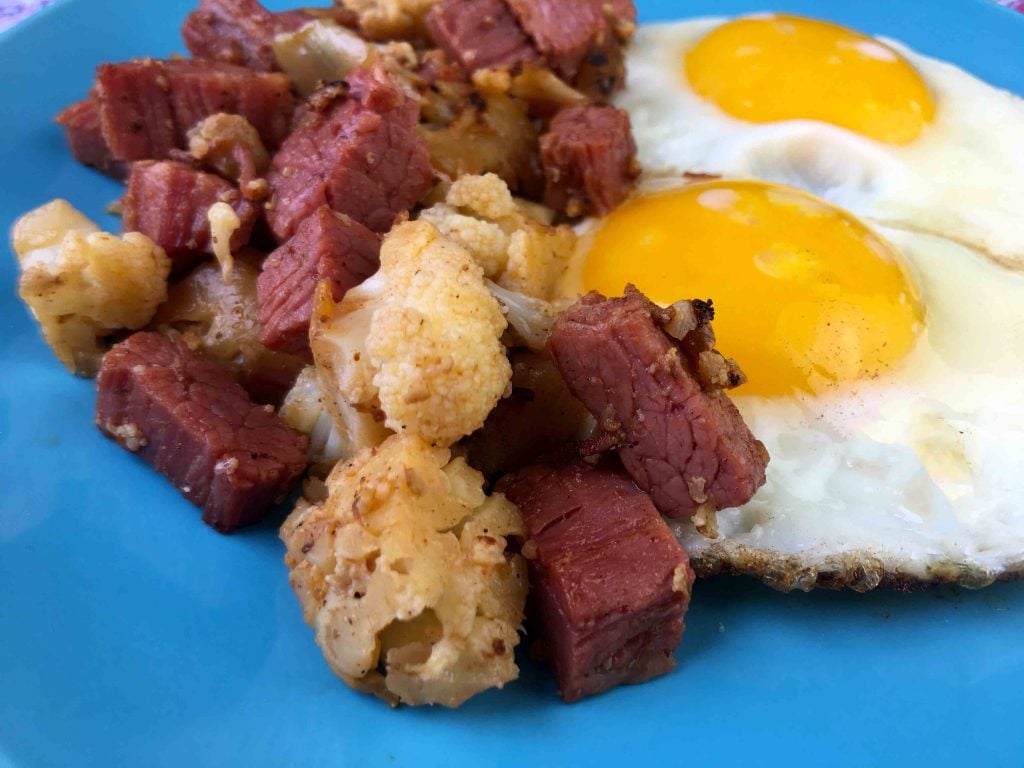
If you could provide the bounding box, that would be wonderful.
[691,545,1024,593]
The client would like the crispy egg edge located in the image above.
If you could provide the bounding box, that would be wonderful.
[684,538,1024,592]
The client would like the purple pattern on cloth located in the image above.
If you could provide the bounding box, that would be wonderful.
[0,0,58,31]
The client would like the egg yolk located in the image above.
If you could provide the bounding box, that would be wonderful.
[685,15,936,144]
[583,181,924,396]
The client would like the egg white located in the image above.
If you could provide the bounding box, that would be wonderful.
[618,19,1024,269]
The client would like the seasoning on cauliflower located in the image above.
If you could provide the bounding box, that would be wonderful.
[186,113,270,188]
[281,433,527,707]
[338,0,440,40]
[310,220,512,448]
[11,199,171,375]
[418,173,577,300]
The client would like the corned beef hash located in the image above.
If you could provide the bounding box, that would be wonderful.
[10,0,1024,706]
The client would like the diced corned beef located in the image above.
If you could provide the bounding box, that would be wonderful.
[425,0,540,73]
[96,60,174,162]
[122,160,257,268]
[505,0,605,79]
[540,105,637,217]
[549,288,769,519]
[498,460,694,702]
[278,6,360,29]
[265,66,434,241]
[96,58,294,162]
[54,97,128,180]
[180,0,354,74]
[242,357,306,406]
[274,9,316,30]
[182,0,308,72]
[427,0,634,94]
[513,0,635,98]
[258,205,381,358]
[96,332,308,533]
[161,60,293,149]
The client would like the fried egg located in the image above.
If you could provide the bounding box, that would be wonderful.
[616,15,1024,268]
[573,177,1024,590]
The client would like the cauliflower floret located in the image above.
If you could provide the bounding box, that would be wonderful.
[187,113,270,184]
[281,433,527,707]
[311,220,511,448]
[280,365,379,473]
[339,0,440,40]
[307,276,390,461]
[418,173,577,300]
[487,280,570,351]
[11,200,171,375]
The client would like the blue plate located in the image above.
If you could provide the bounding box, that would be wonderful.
[2,1,1023,766]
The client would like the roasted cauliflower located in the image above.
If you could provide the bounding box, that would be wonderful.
[311,220,511,449]
[11,200,170,375]
[281,433,527,707]
[187,113,270,186]
[337,0,439,40]
[418,173,576,300]
[421,91,542,195]
[280,365,378,472]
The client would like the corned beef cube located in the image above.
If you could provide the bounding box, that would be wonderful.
[122,160,257,268]
[265,66,434,241]
[182,0,310,72]
[428,0,635,95]
[161,60,293,147]
[257,205,381,358]
[54,97,128,179]
[96,332,308,533]
[539,104,637,217]
[96,58,294,162]
[548,288,769,519]
[425,0,541,73]
[498,460,695,702]
[505,0,606,79]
